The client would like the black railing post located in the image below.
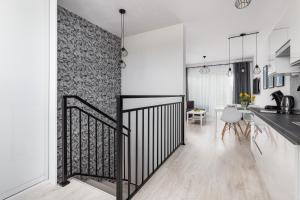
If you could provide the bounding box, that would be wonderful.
[61,96,70,186]
[116,95,123,200]
[181,96,185,145]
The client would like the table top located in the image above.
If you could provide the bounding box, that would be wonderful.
[215,105,257,114]
[187,110,206,114]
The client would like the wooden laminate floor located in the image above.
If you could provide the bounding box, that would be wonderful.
[10,120,270,200]
[132,120,271,200]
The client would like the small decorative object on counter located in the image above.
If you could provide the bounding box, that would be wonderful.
[240,93,255,109]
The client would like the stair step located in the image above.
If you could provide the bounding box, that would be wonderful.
[85,179,116,196]
[84,178,137,199]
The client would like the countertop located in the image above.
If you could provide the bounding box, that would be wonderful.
[249,108,300,145]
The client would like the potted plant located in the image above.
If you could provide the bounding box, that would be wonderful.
[240,93,255,109]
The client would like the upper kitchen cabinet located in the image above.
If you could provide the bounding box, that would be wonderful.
[268,28,289,61]
[289,0,300,66]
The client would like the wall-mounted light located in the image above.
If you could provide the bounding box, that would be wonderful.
[119,9,127,69]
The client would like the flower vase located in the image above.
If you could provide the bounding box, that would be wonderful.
[241,101,248,109]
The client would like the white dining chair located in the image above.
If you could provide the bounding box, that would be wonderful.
[220,106,244,141]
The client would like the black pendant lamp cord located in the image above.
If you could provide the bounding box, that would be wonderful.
[121,13,124,48]
[242,36,244,62]
[255,33,258,66]
[229,38,231,67]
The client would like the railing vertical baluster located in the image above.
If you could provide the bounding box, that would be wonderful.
[164,105,166,160]
[175,104,177,148]
[116,96,123,200]
[95,120,98,176]
[88,115,90,175]
[114,129,116,178]
[142,109,145,182]
[69,108,72,175]
[172,104,175,152]
[171,104,173,152]
[135,111,138,188]
[175,104,178,148]
[147,108,150,177]
[79,110,82,175]
[156,106,159,168]
[152,107,155,173]
[167,105,169,155]
[177,103,179,147]
[102,124,105,177]
[109,128,111,177]
[160,106,162,165]
[181,96,185,145]
[123,134,126,179]
[177,104,180,146]
[128,112,131,198]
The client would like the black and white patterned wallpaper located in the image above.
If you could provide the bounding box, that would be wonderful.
[57,6,121,183]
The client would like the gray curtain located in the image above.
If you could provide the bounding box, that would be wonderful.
[233,62,251,104]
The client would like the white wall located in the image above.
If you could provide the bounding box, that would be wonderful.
[0,0,53,198]
[122,24,185,99]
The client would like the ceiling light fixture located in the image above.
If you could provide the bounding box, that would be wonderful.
[253,33,261,75]
[199,56,210,74]
[119,9,127,69]
[235,0,252,9]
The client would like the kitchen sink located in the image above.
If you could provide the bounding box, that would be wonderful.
[292,122,300,127]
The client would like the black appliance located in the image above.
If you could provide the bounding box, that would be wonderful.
[253,78,260,94]
[264,90,284,110]
[281,96,295,113]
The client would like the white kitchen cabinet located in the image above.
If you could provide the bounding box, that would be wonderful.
[269,28,289,61]
[289,0,300,66]
[251,116,299,200]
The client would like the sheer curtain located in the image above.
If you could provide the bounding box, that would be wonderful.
[188,65,233,117]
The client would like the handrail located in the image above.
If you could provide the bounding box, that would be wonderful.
[68,106,128,137]
[64,95,129,131]
[120,95,184,98]
[122,101,182,113]
[64,95,117,123]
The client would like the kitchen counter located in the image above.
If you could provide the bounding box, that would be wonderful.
[249,107,300,145]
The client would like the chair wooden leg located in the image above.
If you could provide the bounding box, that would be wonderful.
[233,123,241,142]
[237,122,244,136]
[221,122,228,140]
[244,122,250,137]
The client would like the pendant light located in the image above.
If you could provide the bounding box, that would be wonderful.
[235,0,252,9]
[199,56,210,74]
[253,33,261,75]
[119,9,127,69]
[227,38,233,77]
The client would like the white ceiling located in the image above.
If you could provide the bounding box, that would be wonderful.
[58,0,290,64]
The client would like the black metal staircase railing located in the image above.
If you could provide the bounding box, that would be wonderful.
[60,95,185,200]
[116,95,185,200]
[60,95,129,186]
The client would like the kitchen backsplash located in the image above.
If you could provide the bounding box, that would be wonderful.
[291,75,300,110]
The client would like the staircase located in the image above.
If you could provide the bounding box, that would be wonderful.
[60,95,185,200]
